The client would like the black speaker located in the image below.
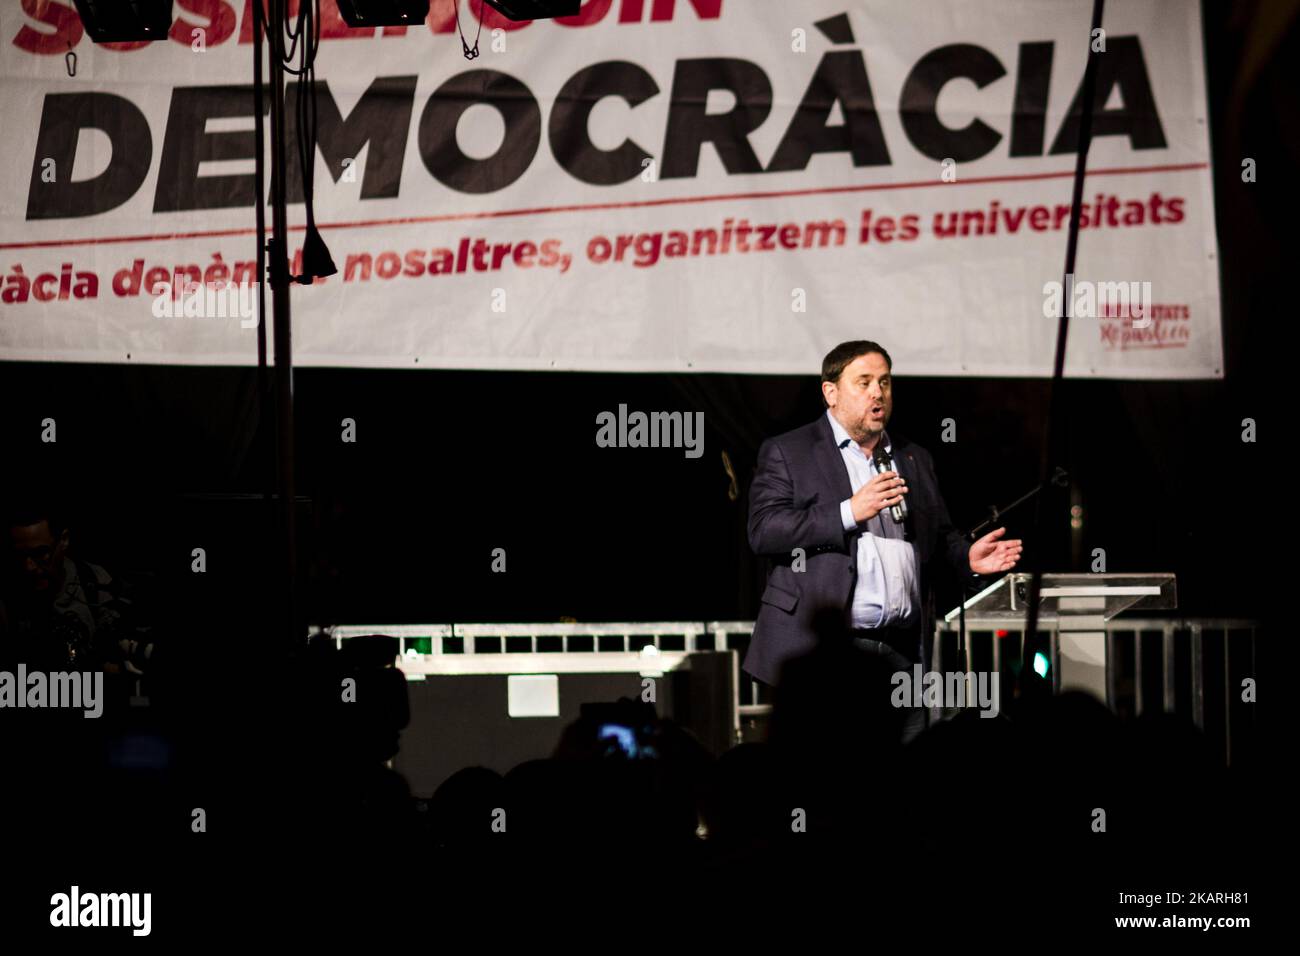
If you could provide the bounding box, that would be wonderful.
[393,655,737,795]
[335,0,430,27]
[72,0,171,43]
[482,0,581,21]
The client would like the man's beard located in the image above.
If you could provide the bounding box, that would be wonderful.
[850,416,885,444]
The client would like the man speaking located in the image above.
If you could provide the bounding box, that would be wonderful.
[745,341,1022,723]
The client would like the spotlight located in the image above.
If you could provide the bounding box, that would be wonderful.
[481,0,581,20]
[72,0,171,43]
[335,0,430,27]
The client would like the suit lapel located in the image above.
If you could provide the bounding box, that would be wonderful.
[812,413,854,502]
[889,436,921,548]
[890,436,916,486]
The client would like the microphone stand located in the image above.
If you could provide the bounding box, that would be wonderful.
[956,468,1067,677]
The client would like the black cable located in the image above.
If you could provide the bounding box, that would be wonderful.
[253,0,267,368]
[1021,0,1107,700]
[298,2,323,266]
[455,0,486,59]
[264,0,326,282]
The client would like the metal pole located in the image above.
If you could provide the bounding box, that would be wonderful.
[267,0,298,646]
[1133,630,1144,717]
[1190,624,1204,730]
[1161,624,1176,713]
[1223,629,1231,766]
[1105,629,1118,709]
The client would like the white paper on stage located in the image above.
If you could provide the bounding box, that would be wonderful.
[507,674,560,718]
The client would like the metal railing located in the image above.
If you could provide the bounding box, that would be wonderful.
[932,616,1259,766]
[321,621,709,676]
[315,617,1259,765]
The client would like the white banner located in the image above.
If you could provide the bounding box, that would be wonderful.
[0,0,1222,377]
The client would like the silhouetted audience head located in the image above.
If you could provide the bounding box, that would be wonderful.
[768,627,907,764]
[6,501,69,601]
[428,766,506,847]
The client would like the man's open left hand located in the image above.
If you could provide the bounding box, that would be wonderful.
[968,527,1023,575]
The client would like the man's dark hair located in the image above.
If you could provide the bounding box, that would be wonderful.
[5,501,65,537]
[821,340,893,406]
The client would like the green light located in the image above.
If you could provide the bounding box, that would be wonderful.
[1033,651,1050,678]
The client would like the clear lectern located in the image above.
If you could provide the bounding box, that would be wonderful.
[944,573,1177,700]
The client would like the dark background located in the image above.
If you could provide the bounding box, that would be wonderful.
[0,2,1291,939]
[1,0,1288,635]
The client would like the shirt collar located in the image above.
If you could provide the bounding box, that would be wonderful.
[826,409,891,454]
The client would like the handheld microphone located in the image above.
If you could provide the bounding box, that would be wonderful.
[871,442,908,523]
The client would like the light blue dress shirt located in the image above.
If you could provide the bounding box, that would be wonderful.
[827,410,920,629]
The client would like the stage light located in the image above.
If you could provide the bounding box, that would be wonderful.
[481,0,581,21]
[72,0,171,43]
[335,1,430,27]
[1032,651,1050,679]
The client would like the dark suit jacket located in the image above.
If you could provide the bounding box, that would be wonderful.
[744,413,975,686]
